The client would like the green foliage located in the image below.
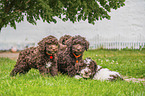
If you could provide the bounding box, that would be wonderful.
[0,0,125,31]
[0,57,144,96]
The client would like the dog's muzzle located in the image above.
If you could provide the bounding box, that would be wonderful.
[80,67,91,78]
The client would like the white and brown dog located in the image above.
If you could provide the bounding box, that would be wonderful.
[75,57,97,79]
[75,58,123,81]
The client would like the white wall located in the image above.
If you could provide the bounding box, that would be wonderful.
[0,0,145,50]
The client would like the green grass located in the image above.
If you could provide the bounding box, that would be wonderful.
[84,49,145,78]
[0,50,145,96]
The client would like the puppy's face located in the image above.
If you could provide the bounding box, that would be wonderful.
[72,44,85,56]
[77,58,96,79]
[45,44,58,54]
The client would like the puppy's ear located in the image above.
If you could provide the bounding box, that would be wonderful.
[66,37,73,51]
[85,40,90,51]
[38,38,47,52]
[90,60,97,78]
[59,36,64,44]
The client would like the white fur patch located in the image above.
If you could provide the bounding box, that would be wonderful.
[46,62,52,68]
[74,75,83,79]
[84,58,92,65]
[80,67,91,78]
[97,65,102,71]
[93,68,122,81]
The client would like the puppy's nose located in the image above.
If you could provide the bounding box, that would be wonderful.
[85,70,90,74]
[77,49,80,51]
[77,48,82,52]
[52,48,58,52]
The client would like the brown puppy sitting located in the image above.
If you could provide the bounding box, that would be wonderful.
[10,35,58,76]
[58,35,89,77]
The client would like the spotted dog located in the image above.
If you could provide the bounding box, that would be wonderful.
[75,58,123,81]
[75,57,97,79]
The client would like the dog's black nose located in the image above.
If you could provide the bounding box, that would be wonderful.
[77,47,82,51]
[77,49,80,51]
[85,71,89,74]
[52,47,58,51]
[85,70,91,74]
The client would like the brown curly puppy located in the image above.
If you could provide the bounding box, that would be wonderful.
[10,35,59,76]
[58,35,72,52]
[58,35,89,77]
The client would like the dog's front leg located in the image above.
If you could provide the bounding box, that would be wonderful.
[38,65,49,75]
[50,63,58,76]
[67,65,76,77]
[74,75,82,79]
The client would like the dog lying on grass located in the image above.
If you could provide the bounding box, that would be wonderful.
[75,58,123,81]
[75,57,97,79]
[10,35,59,76]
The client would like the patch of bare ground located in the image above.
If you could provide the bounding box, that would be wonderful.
[124,76,145,85]
[0,51,19,61]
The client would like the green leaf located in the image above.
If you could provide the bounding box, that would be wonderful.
[0,0,126,31]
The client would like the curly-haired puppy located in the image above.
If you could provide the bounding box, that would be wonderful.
[10,35,58,76]
[58,35,72,52]
[75,58,123,81]
[75,57,97,79]
[58,35,89,77]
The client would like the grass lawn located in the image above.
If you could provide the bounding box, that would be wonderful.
[0,50,145,96]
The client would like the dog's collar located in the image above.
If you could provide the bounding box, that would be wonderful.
[73,53,81,58]
[72,53,81,63]
[46,52,53,59]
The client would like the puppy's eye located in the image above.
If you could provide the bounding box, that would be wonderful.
[89,65,94,69]
[79,66,85,70]
[80,65,84,67]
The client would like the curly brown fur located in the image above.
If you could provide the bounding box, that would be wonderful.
[58,35,72,52]
[59,35,72,45]
[10,35,58,76]
[58,35,89,77]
